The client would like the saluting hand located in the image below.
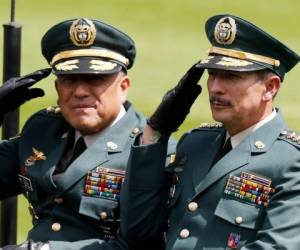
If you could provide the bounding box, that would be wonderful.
[0,68,52,125]
[147,62,203,138]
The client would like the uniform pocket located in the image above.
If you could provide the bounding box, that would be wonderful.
[214,198,264,230]
[79,195,119,221]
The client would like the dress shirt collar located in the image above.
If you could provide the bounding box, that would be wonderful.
[74,105,126,147]
[226,109,277,148]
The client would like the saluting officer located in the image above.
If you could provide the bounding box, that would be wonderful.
[121,14,300,249]
[0,18,175,250]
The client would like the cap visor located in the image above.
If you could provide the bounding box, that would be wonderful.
[196,55,267,72]
[52,57,123,75]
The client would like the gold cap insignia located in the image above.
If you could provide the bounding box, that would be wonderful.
[54,59,79,71]
[89,60,117,71]
[216,57,253,67]
[70,18,96,47]
[214,16,236,45]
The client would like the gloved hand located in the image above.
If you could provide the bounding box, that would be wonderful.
[0,68,52,125]
[0,240,49,250]
[147,62,203,137]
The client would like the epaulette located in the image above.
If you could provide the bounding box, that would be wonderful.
[9,133,21,141]
[279,130,300,147]
[46,106,62,115]
[197,122,224,129]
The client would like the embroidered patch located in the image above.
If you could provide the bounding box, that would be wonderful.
[224,172,275,207]
[18,174,33,192]
[226,232,240,249]
[216,57,253,67]
[89,60,117,71]
[84,167,125,202]
[54,59,79,71]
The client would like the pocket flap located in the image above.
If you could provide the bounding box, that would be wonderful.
[79,195,119,220]
[214,198,263,229]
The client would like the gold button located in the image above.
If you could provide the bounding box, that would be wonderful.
[100,212,108,220]
[179,229,190,239]
[54,198,64,204]
[51,222,61,232]
[188,202,198,212]
[235,216,243,224]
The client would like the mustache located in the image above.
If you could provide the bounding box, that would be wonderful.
[209,96,232,107]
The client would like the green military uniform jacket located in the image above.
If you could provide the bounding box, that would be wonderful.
[121,110,300,250]
[0,102,175,250]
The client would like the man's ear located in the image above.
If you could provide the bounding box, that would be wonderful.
[54,79,59,91]
[119,75,130,103]
[262,75,281,101]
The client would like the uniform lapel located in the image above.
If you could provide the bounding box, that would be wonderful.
[193,136,251,196]
[30,127,73,192]
[57,137,109,192]
[193,110,287,198]
[192,129,225,189]
[56,103,144,193]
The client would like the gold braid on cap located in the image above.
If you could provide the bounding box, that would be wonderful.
[208,47,280,67]
[50,49,129,66]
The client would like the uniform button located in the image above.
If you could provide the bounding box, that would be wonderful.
[51,222,61,232]
[180,229,190,239]
[188,202,198,212]
[100,212,108,220]
[235,216,243,224]
[54,198,64,204]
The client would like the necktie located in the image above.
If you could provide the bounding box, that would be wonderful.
[55,136,87,174]
[67,136,87,167]
[211,137,232,167]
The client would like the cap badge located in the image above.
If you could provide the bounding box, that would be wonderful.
[70,18,96,47]
[214,16,236,45]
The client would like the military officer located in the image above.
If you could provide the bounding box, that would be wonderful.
[0,18,176,250]
[121,14,300,249]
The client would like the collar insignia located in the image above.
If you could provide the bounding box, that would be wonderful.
[25,147,46,166]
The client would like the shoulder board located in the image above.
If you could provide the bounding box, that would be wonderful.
[46,106,62,115]
[278,130,300,148]
[9,133,21,141]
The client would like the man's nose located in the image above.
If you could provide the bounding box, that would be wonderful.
[73,82,90,98]
[208,77,223,93]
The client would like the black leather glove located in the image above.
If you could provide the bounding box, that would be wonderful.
[0,68,52,125]
[147,63,203,137]
[1,241,49,250]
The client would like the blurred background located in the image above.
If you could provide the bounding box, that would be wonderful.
[0,0,300,243]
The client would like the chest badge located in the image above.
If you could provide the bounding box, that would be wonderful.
[25,147,46,167]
